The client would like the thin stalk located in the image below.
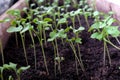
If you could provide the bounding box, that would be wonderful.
[77,43,85,72]
[16,74,20,80]
[76,34,85,72]
[106,39,120,50]
[20,34,28,65]
[53,15,57,30]
[115,37,120,45]
[39,26,49,75]
[70,41,81,65]
[103,41,106,66]
[52,42,57,77]
[43,28,47,47]
[55,39,61,74]
[69,41,82,74]
[77,15,82,26]
[75,58,79,75]
[84,15,90,28]
[33,29,49,74]
[40,41,49,75]
[72,17,75,28]
[15,33,19,48]
[0,39,4,64]
[29,30,37,70]
[105,44,111,66]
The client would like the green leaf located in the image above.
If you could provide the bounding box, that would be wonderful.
[93,11,99,17]
[74,9,82,15]
[106,26,120,37]
[7,10,21,17]
[44,18,53,22]
[7,25,23,33]
[64,27,71,32]
[88,22,99,32]
[64,13,69,19]
[20,23,33,34]
[91,32,103,40]
[17,66,30,74]
[107,18,115,26]
[3,62,17,71]
[100,22,106,28]
[58,29,67,38]
[75,38,82,44]
[0,18,10,23]
[58,18,67,25]
[47,31,57,41]
[9,62,17,70]
[73,26,85,33]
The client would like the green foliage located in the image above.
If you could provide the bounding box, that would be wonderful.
[0,62,30,80]
[89,13,120,41]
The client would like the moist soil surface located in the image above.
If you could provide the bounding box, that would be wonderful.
[0,1,120,80]
[1,16,120,80]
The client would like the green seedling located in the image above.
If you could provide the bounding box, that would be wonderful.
[69,9,83,28]
[7,9,21,48]
[48,29,67,76]
[7,21,28,66]
[3,62,30,80]
[69,11,76,28]
[20,23,37,70]
[82,5,92,28]
[66,26,85,75]
[72,26,85,72]
[57,17,68,45]
[74,9,83,26]
[89,11,120,66]
[33,19,50,75]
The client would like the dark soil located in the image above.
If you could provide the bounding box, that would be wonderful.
[0,1,120,80]
[1,16,120,80]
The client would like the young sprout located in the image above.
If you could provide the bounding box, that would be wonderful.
[74,9,83,26]
[7,22,29,66]
[69,11,76,28]
[69,9,83,29]
[7,9,21,48]
[72,26,85,72]
[65,26,85,75]
[89,11,120,66]
[20,23,37,70]
[33,19,50,75]
[48,29,67,76]
[3,62,30,80]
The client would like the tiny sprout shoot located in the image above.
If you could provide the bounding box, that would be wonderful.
[7,25,29,66]
[66,26,85,75]
[48,29,67,75]
[21,23,37,70]
[2,62,30,80]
